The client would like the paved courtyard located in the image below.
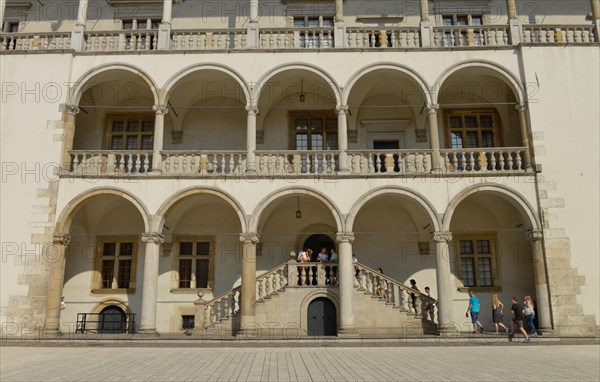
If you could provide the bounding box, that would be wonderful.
[1,343,599,381]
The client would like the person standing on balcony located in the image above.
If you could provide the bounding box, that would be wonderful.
[317,248,329,262]
[329,248,338,286]
[329,248,338,262]
[466,289,485,334]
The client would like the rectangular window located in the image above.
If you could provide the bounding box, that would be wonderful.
[445,110,499,149]
[107,116,154,151]
[175,239,215,290]
[181,315,195,330]
[441,14,484,47]
[457,237,497,289]
[95,239,137,292]
[290,111,337,151]
[293,16,333,48]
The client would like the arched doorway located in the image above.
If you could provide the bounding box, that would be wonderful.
[303,234,335,259]
[98,305,127,334]
[307,297,337,336]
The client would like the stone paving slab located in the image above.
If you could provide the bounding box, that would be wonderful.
[1,344,599,381]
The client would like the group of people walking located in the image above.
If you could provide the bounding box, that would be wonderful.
[467,290,537,342]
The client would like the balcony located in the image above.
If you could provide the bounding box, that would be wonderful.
[64,147,530,178]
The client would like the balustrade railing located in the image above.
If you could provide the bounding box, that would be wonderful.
[171,29,247,50]
[259,28,334,49]
[67,150,152,175]
[0,32,71,51]
[440,147,527,173]
[354,263,437,321]
[522,25,596,43]
[255,151,339,176]
[287,262,339,288]
[84,30,158,52]
[347,28,420,49]
[161,151,246,175]
[433,26,509,47]
[347,150,432,175]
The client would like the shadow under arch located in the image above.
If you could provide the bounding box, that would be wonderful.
[346,186,440,233]
[249,187,344,234]
[342,62,433,106]
[70,63,160,106]
[153,186,248,234]
[55,187,151,234]
[441,183,541,232]
[253,62,342,105]
[159,63,251,106]
[433,59,525,105]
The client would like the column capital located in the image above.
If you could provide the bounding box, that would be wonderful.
[62,104,80,115]
[153,105,169,115]
[53,234,71,247]
[142,232,165,244]
[239,233,259,244]
[526,230,543,242]
[336,105,349,115]
[427,104,439,114]
[336,232,355,243]
[246,105,258,115]
[432,231,452,242]
[515,103,528,113]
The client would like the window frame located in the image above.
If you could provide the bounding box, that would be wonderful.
[104,114,155,151]
[171,237,216,293]
[454,234,501,292]
[288,110,338,151]
[92,236,138,294]
[443,109,503,149]
[440,13,485,47]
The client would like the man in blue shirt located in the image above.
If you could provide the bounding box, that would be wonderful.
[466,290,485,333]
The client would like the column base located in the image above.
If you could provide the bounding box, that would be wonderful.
[537,327,554,336]
[437,324,461,336]
[136,329,160,337]
[236,328,259,339]
[337,327,359,338]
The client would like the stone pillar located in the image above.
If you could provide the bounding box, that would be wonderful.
[70,0,88,51]
[419,0,433,47]
[433,232,455,333]
[334,0,346,48]
[591,0,600,41]
[427,105,441,171]
[138,232,164,336]
[44,234,71,336]
[158,0,173,50]
[246,106,258,173]
[247,0,259,48]
[238,233,259,336]
[337,232,358,336]
[152,105,168,172]
[506,0,522,45]
[527,230,553,332]
[0,0,6,32]
[516,104,533,169]
[336,105,349,173]
[59,104,79,172]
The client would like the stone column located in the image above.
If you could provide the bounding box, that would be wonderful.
[419,0,433,47]
[70,0,88,51]
[527,230,553,332]
[427,105,441,171]
[44,234,71,336]
[591,0,600,41]
[247,0,259,48]
[59,104,79,173]
[516,104,533,169]
[507,0,522,45]
[152,105,168,172]
[238,233,259,337]
[334,0,346,48]
[337,232,358,336]
[158,0,173,50]
[0,0,6,32]
[246,106,258,173]
[336,105,349,173]
[138,232,164,336]
[433,232,455,333]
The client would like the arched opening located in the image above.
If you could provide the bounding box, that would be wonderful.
[98,305,127,334]
[307,297,337,336]
[303,234,335,257]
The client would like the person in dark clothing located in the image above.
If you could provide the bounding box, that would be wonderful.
[509,296,530,343]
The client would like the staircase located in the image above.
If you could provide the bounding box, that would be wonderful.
[192,262,438,337]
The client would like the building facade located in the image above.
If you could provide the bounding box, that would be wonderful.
[0,0,598,337]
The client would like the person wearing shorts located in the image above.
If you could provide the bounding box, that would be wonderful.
[509,296,530,343]
[466,290,485,333]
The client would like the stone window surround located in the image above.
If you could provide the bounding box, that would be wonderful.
[170,236,216,293]
[91,235,139,294]
[453,233,502,293]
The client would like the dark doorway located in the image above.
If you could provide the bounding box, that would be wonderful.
[307,297,337,336]
[303,234,335,259]
[98,306,127,334]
